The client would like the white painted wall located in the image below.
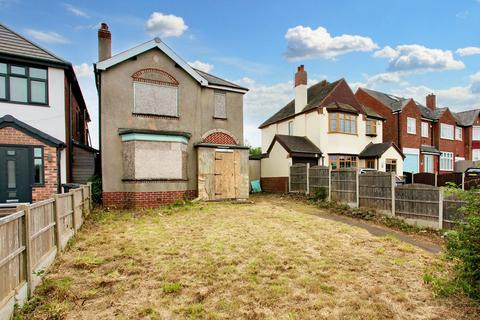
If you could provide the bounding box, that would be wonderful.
[378,147,404,176]
[0,67,67,183]
[261,141,291,177]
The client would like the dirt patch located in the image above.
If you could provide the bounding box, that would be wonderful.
[16,195,478,319]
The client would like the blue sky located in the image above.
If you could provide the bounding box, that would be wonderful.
[1,0,480,147]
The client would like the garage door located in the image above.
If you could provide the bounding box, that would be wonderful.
[403,154,419,173]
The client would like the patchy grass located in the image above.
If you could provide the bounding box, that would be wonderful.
[16,194,478,319]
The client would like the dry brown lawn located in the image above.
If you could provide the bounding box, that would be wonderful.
[17,194,478,319]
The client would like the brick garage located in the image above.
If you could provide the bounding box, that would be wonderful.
[0,122,62,202]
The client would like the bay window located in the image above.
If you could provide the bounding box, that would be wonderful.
[0,61,48,105]
[329,113,357,134]
[366,119,376,135]
[329,155,357,169]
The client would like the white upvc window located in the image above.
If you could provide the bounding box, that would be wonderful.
[440,152,454,171]
[473,126,480,141]
[407,117,416,134]
[473,149,480,161]
[421,122,429,138]
[440,123,454,140]
[455,127,462,140]
[288,121,293,136]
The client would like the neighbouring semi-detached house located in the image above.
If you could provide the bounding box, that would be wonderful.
[94,23,250,208]
[259,65,404,193]
[0,24,95,204]
[355,88,474,174]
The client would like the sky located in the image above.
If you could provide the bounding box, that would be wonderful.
[1,0,480,148]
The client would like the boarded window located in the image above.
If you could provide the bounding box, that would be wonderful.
[214,92,226,119]
[134,82,178,117]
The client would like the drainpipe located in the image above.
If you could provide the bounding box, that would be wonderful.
[68,82,73,182]
[396,112,401,149]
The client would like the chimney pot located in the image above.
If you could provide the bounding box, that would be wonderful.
[426,93,436,110]
[294,64,307,87]
[98,22,111,61]
[294,65,308,114]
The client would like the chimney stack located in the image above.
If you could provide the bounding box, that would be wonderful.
[426,93,436,110]
[98,23,111,62]
[294,65,308,114]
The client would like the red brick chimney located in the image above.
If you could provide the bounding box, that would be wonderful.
[426,93,436,110]
[98,23,111,62]
[294,65,308,114]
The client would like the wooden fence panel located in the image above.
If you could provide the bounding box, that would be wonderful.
[73,189,84,230]
[56,194,74,250]
[395,184,440,221]
[359,172,393,212]
[331,169,357,205]
[413,173,436,186]
[437,172,462,187]
[0,211,26,313]
[290,164,307,193]
[28,199,56,270]
[309,166,329,195]
[443,195,465,229]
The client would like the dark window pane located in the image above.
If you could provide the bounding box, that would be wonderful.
[34,148,42,157]
[10,77,28,102]
[11,66,26,75]
[34,158,43,184]
[7,160,16,188]
[0,76,5,99]
[29,67,47,79]
[0,63,6,74]
[31,80,46,103]
[7,150,15,156]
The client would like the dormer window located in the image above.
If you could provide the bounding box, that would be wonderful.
[132,68,179,117]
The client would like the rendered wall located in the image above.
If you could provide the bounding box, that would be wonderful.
[261,141,291,177]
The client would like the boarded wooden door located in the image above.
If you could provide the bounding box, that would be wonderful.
[214,151,236,199]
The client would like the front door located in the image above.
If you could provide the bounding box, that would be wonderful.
[214,150,236,199]
[424,155,434,173]
[0,147,32,203]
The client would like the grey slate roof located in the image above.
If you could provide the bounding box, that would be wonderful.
[268,134,322,155]
[361,88,409,112]
[0,114,65,147]
[259,80,342,128]
[193,68,248,91]
[454,109,480,126]
[359,142,403,158]
[421,145,441,154]
[363,105,385,120]
[0,24,67,65]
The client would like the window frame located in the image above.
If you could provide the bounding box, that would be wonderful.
[0,60,49,106]
[407,117,416,134]
[32,146,44,186]
[288,120,293,136]
[366,119,377,136]
[366,158,376,169]
[421,122,429,138]
[329,112,357,135]
[473,149,480,161]
[440,123,454,140]
[440,152,454,171]
[385,159,397,174]
[329,154,358,169]
[455,126,462,141]
[473,126,480,141]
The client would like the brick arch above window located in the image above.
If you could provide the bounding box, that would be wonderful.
[201,129,239,145]
[131,68,179,86]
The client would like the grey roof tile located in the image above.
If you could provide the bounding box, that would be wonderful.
[193,68,248,91]
[269,134,322,155]
[453,109,480,126]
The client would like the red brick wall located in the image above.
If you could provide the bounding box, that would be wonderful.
[0,126,59,202]
[203,132,237,145]
[399,100,422,150]
[322,80,363,113]
[261,177,288,193]
[355,89,398,144]
[103,190,197,208]
[434,111,466,172]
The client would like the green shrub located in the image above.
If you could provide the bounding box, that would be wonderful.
[443,187,480,301]
[310,188,328,202]
[88,175,102,204]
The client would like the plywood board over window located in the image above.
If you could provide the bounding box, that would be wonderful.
[133,82,178,117]
[214,92,227,119]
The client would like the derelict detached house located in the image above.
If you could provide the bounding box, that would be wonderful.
[94,24,250,208]
[0,24,95,204]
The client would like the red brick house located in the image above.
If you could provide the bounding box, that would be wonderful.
[454,109,480,162]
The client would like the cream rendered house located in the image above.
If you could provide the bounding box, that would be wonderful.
[259,66,404,192]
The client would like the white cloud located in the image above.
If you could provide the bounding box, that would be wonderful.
[63,3,88,18]
[73,63,93,78]
[456,46,480,56]
[25,29,68,44]
[373,44,464,72]
[188,60,214,73]
[145,12,188,38]
[285,26,378,60]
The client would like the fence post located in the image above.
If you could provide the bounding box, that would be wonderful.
[412,172,414,184]
[53,194,62,253]
[71,191,77,233]
[306,163,310,195]
[461,172,465,190]
[391,171,396,216]
[19,204,33,297]
[355,169,360,208]
[435,173,438,187]
[438,188,444,230]
[328,168,332,201]
[87,182,93,212]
